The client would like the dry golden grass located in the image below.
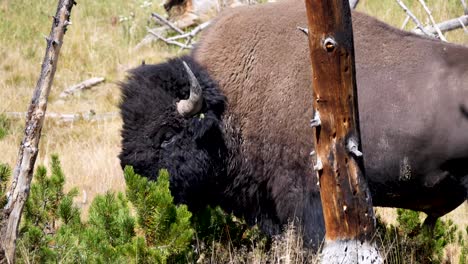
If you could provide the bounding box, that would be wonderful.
[357,0,468,45]
[0,0,182,212]
[0,1,467,260]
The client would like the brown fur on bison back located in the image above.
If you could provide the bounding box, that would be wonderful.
[193,0,468,216]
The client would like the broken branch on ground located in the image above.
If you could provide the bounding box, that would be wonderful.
[59,77,105,98]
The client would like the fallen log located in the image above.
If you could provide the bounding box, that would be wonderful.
[414,15,468,35]
[59,77,105,98]
[4,111,119,123]
[299,14,468,37]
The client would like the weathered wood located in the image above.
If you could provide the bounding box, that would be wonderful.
[395,0,433,36]
[461,0,468,15]
[401,15,410,29]
[417,0,447,41]
[0,1,75,263]
[59,77,105,98]
[4,111,119,123]
[349,0,359,9]
[147,27,194,49]
[301,14,468,37]
[146,20,211,50]
[414,15,468,35]
[151,12,184,34]
[304,0,382,262]
[166,21,211,41]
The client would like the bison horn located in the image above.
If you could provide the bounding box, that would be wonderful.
[177,61,203,116]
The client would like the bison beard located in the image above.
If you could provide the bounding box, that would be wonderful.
[119,56,326,247]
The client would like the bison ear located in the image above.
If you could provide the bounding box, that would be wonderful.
[176,61,204,117]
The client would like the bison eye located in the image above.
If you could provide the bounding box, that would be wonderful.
[161,130,176,148]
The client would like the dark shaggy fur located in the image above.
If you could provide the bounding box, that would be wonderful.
[119,56,227,209]
[119,56,325,246]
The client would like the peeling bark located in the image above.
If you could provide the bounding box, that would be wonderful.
[303,0,382,262]
[0,1,75,263]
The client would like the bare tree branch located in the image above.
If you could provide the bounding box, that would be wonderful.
[414,15,468,35]
[0,1,75,262]
[395,0,433,36]
[299,14,468,38]
[349,0,359,9]
[401,15,410,29]
[147,27,194,49]
[417,0,447,41]
[461,0,468,15]
[166,21,211,41]
[144,20,211,50]
[59,77,105,98]
[459,17,468,33]
[151,12,184,34]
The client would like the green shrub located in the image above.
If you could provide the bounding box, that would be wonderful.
[16,160,197,263]
[18,155,82,263]
[459,227,468,264]
[14,159,305,263]
[124,166,194,262]
[0,162,11,208]
[377,209,459,264]
[0,114,10,140]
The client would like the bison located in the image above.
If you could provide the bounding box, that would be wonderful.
[120,0,468,247]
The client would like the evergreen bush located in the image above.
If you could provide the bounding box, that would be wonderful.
[376,208,459,264]
[13,156,465,263]
[16,158,197,263]
[0,114,10,140]
[124,166,194,262]
[0,162,11,208]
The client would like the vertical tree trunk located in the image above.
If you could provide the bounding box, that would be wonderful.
[0,1,75,263]
[304,0,382,262]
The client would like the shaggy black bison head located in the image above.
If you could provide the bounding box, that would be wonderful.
[119,56,227,210]
[119,56,325,247]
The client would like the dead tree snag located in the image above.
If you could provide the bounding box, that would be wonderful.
[304,0,382,262]
[0,1,75,263]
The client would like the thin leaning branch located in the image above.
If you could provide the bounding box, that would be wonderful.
[146,20,211,50]
[147,27,194,49]
[395,0,433,36]
[349,0,359,9]
[59,77,105,98]
[151,12,184,34]
[0,0,75,263]
[459,17,468,33]
[461,0,468,15]
[166,21,211,41]
[401,15,410,29]
[417,0,447,41]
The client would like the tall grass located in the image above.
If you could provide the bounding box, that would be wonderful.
[0,0,180,206]
[357,0,468,45]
